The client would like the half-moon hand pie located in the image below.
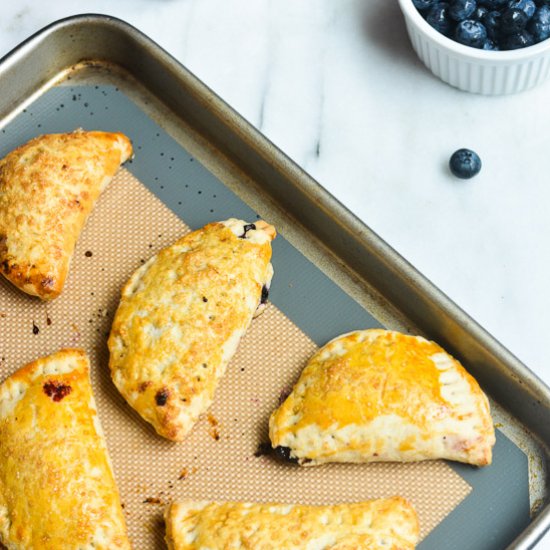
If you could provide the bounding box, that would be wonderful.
[0,349,130,549]
[165,497,419,550]
[0,130,133,299]
[109,218,276,441]
[269,329,495,466]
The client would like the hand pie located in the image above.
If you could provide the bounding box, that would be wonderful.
[109,219,276,441]
[270,329,495,466]
[0,130,133,300]
[0,349,130,549]
[164,497,419,550]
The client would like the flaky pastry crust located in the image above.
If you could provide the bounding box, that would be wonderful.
[270,329,495,466]
[165,497,419,550]
[109,219,275,441]
[0,349,130,549]
[0,130,132,299]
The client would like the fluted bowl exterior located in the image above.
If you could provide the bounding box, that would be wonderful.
[398,0,550,95]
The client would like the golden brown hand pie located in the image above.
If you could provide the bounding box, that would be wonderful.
[0,349,130,549]
[109,218,276,441]
[0,130,133,300]
[270,329,495,466]
[164,497,419,550]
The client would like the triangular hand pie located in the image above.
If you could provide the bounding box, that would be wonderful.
[0,130,132,299]
[0,349,130,549]
[165,497,419,550]
[109,219,276,441]
[270,329,495,466]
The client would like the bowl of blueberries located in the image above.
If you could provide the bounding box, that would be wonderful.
[397,0,550,94]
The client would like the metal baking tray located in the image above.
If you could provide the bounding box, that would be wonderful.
[0,14,549,549]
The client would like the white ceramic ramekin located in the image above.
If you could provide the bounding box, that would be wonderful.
[397,0,550,95]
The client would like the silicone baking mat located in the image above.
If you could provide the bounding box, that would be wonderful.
[0,85,530,549]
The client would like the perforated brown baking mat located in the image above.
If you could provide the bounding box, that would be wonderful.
[0,82,531,550]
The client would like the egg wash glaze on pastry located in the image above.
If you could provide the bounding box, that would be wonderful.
[0,130,132,300]
[270,329,495,466]
[164,497,419,550]
[109,219,276,441]
[0,349,130,549]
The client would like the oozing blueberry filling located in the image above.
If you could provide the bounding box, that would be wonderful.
[273,446,299,464]
[261,284,269,304]
[155,389,169,406]
[239,223,256,239]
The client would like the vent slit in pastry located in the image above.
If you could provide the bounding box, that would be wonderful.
[0,130,133,299]
[0,349,131,549]
[109,218,276,441]
[164,498,420,550]
[269,329,495,466]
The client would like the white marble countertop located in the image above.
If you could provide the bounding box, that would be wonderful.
[0,0,549,543]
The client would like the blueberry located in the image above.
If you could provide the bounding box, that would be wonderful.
[450,0,478,20]
[478,0,507,7]
[500,7,529,32]
[528,5,550,41]
[413,0,436,10]
[534,3,550,20]
[501,28,535,45]
[449,149,482,179]
[455,19,488,45]
[427,2,455,35]
[422,0,541,48]
[483,37,500,46]
[473,6,489,19]
[508,0,536,17]
[482,10,503,38]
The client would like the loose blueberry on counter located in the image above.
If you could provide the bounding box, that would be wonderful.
[426,2,455,35]
[450,0,478,21]
[449,149,482,179]
[455,19,488,45]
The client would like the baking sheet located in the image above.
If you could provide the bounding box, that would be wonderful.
[0,80,534,549]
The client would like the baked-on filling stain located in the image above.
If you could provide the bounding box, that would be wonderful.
[40,277,54,288]
[43,380,72,402]
[138,381,151,392]
[254,441,273,458]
